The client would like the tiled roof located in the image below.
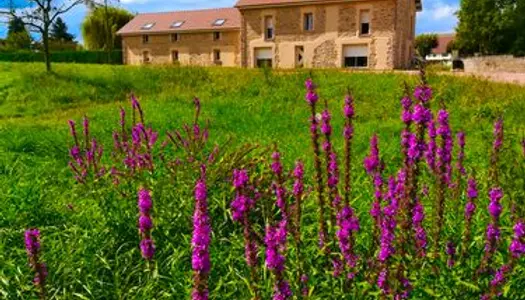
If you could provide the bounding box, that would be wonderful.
[235,0,343,7]
[117,8,241,35]
[235,0,423,11]
[432,33,455,54]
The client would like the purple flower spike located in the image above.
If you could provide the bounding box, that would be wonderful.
[488,188,503,219]
[343,95,355,118]
[25,229,41,256]
[140,238,155,260]
[364,134,380,175]
[25,229,47,296]
[493,118,503,151]
[138,188,155,261]
[414,85,432,103]
[446,241,456,268]
[271,152,283,176]
[305,79,319,105]
[192,169,211,300]
[412,199,427,257]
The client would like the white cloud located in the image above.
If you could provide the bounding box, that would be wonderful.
[417,0,459,33]
[431,4,457,20]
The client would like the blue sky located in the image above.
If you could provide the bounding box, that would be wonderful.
[1,0,459,42]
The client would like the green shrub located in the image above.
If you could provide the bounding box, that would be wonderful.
[0,50,122,64]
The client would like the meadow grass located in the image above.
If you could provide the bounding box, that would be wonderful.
[0,62,524,299]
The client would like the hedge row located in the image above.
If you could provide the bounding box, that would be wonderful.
[0,50,123,64]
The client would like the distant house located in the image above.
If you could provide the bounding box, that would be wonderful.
[426,33,455,64]
[117,0,422,69]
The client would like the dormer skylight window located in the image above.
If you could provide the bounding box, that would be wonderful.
[213,19,226,26]
[141,22,155,30]
[171,21,185,28]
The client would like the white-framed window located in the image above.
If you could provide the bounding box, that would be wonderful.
[171,21,185,28]
[304,13,314,31]
[359,10,370,35]
[343,45,368,68]
[213,31,221,41]
[172,50,179,62]
[213,19,226,26]
[141,22,155,30]
[171,33,179,42]
[143,51,150,64]
[264,16,274,40]
[142,35,149,44]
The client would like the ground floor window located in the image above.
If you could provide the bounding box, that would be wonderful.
[256,59,272,68]
[213,50,222,65]
[343,45,368,68]
[143,51,150,64]
[344,56,368,67]
[172,50,179,63]
[254,47,273,68]
[295,46,304,68]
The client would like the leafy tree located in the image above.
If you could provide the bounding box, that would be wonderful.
[1,0,85,72]
[455,0,523,55]
[8,15,26,34]
[415,34,438,58]
[50,17,75,42]
[5,16,32,50]
[81,6,133,51]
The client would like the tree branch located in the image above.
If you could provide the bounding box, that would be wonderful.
[50,0,84,23]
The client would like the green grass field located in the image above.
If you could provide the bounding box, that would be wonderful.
[0,62,524,299]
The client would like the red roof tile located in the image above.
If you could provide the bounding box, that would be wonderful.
[117,8,240,35]
[236,0,345,7]
[432,34,455,54]
[235,0,422,10]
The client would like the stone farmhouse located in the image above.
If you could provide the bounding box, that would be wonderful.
[117,0,422,70]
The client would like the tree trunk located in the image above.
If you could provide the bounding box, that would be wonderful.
[43,26,51,72]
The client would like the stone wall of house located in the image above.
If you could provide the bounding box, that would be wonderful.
[122,30,240,66]
[463,55,525,73]
[239,0,413,70]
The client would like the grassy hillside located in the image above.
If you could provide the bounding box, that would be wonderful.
[0,62,524,299]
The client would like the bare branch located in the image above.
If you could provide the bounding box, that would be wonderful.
[50,0,84,23]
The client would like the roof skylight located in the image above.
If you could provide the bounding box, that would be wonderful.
[141,22,155,30]
[171,21,185,28]
[213,19,226,26]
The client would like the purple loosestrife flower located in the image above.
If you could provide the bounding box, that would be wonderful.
[401,96,413,125]
[414,85,432,103]
[271,151,283,176]
[412,104,432,125]
[343,94,355,119]
[446,241,456,267]
[24,229,47,298]
[493,118,503,151]
[488,188,503,219]
[336,205,360,269]
[377,268,389,295]
[321,109,332,135]
[509,221,525,258]
[412,199,427,257]
[463,177,478,257]
[364,135,380,175]
[192,168,211,300]
[265,222,291,300]
[138,188,155,260]
[305,79,319,105]
[305,79,328,252]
